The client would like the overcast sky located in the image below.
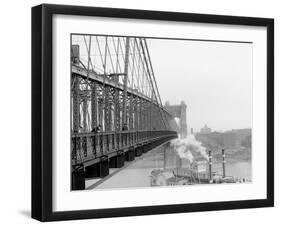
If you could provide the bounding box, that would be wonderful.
[147,38,252,133]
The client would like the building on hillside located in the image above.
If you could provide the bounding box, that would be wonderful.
[195,131,223,148]
[200,124,211,134]
[196,127,251,149]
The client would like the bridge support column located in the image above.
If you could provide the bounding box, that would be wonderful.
[72,166,85,190]
[126,148,135,161]
[142,144,149,153]
[100,156,109,178]
[146,143,153,152]
[85,156,109,179]
[109,152,125,168]
[150,142,157,150]
[85,163,99,178]
[135,146,143,157]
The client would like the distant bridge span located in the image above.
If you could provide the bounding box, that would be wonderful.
[71,35,182,190]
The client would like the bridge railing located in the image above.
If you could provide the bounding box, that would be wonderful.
[72,130,177,165]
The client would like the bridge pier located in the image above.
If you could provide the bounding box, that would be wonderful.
[149,142,157,150]
[99,156,109,178]
[147,143,154,151]
[125,148,135,161]
[109,151,125,168]
[85,156,109,179]
[142,144,149,153]
[85,163,99,178]
[72,166,85,190]
[135,146,143,157]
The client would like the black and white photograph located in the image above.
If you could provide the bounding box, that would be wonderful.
[71,34,252,191]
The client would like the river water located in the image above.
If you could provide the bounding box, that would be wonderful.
[87,143,251,190]
[212,161,252,180]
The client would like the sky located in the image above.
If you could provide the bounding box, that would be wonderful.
[147,38,252,133]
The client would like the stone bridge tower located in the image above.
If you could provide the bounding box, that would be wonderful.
[164,101,187,138]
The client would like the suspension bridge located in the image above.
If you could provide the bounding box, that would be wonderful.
[71,35,186,190]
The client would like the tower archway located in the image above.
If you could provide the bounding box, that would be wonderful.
[164,101,187,138]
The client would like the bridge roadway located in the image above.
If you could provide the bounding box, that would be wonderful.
[85,141,171,189]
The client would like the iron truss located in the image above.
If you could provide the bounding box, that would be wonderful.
[71,35,178,168]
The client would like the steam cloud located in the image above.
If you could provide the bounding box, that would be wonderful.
[170,134,209,162]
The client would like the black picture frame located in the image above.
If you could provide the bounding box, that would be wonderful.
[32,4,274,222]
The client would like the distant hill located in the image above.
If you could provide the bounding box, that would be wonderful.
[195,128,252,149]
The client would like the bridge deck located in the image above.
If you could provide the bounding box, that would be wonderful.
[72,130,177,167]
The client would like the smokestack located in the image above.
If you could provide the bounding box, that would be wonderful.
[222,149,226,178]
[208,150,213,183]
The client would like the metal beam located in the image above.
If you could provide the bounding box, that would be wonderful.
[122,37,130,128]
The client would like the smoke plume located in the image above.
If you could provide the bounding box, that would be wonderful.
[170,134,209,162]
